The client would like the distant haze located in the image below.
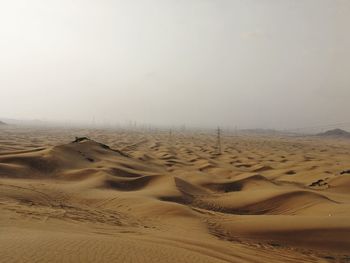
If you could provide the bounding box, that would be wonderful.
[1,0,349,129]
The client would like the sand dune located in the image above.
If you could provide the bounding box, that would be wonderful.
[0,127,349,262]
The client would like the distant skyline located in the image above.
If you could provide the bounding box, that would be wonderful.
[1,0,349,130]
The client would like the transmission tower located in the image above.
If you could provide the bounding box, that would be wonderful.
[217,127,222,154]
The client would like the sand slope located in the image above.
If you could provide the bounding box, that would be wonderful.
[0,127,349,262]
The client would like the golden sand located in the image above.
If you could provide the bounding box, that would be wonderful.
[0,126,349,262]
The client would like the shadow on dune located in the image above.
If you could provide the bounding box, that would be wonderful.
[159,176,339,216]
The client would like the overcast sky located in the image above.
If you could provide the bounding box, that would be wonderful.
[1,0,349,129]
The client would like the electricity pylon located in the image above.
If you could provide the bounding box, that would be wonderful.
[217,127,222,155]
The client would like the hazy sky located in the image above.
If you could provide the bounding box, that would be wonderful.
[1,0,349,129]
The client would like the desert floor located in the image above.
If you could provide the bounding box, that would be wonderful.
[0,126,349,262]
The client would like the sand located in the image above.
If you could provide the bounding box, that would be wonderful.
[0,126,349,262]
